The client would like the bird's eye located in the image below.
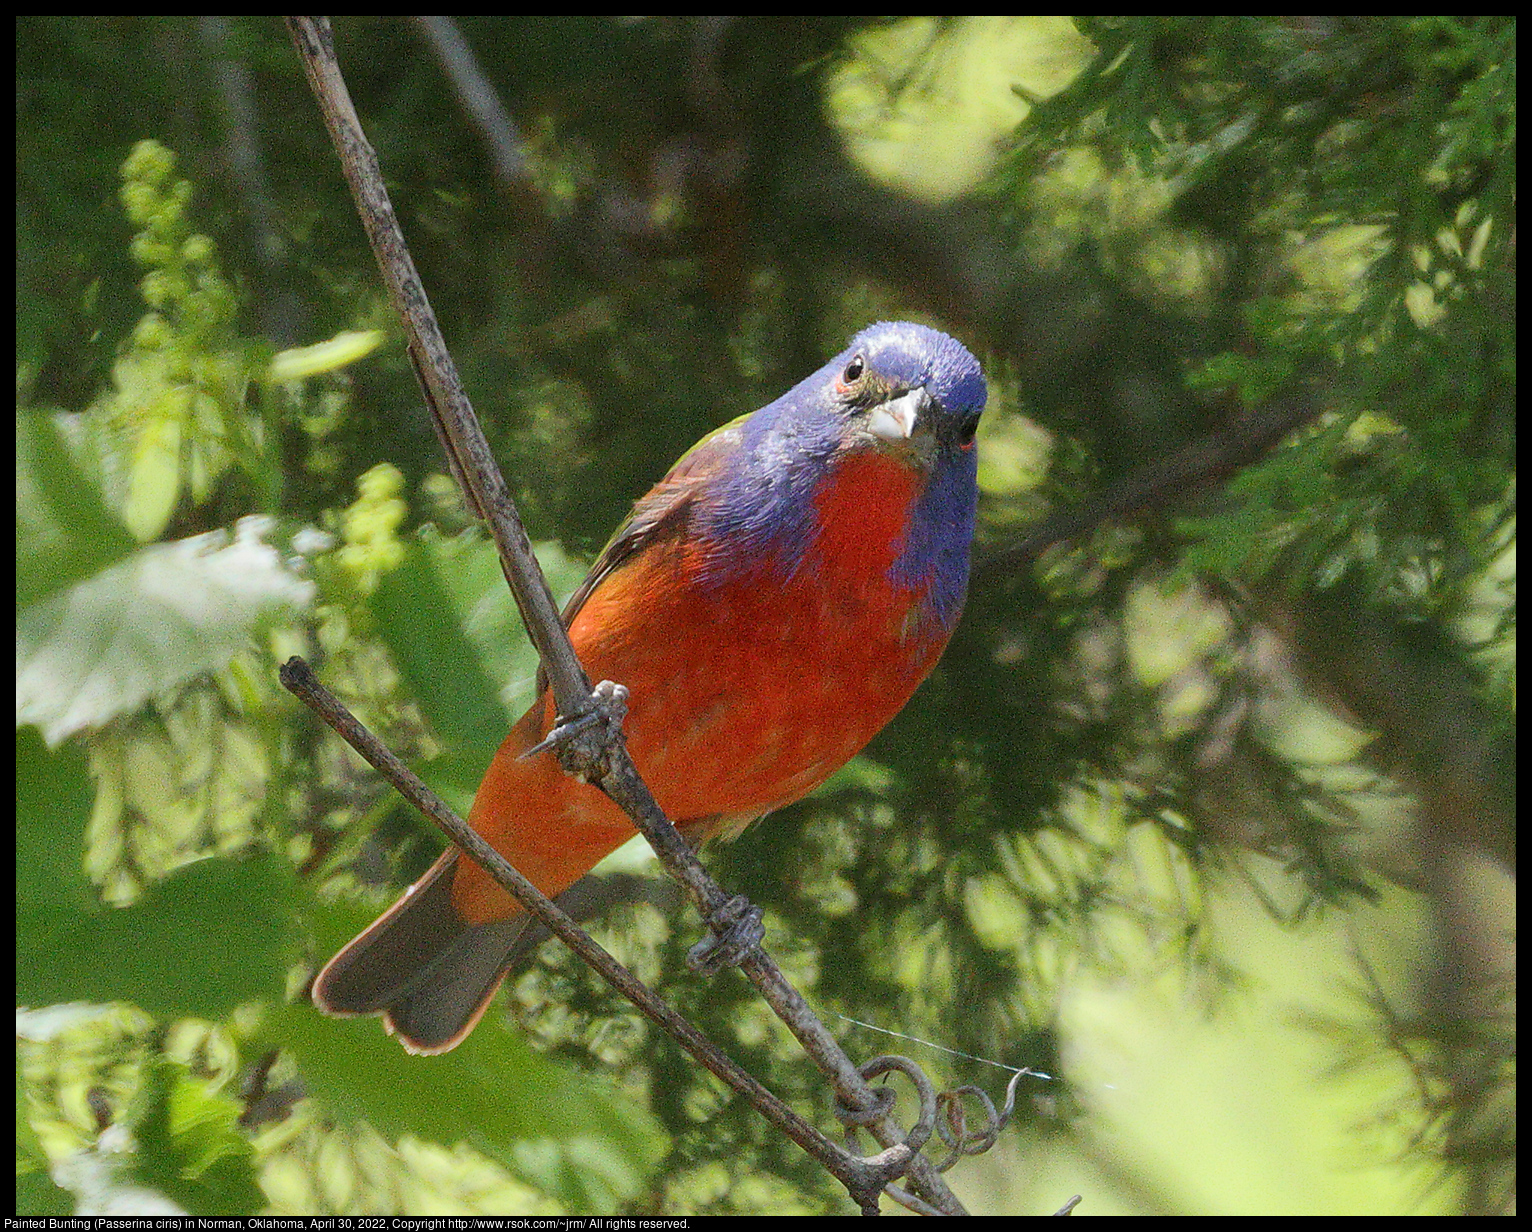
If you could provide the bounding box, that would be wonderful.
[842,355,864,384]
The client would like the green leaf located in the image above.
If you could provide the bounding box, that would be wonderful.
[123,1055,263,1216]
[15,727,98,924]
[16,1052,74,1216]
[17,834,298,1019]
[374,534,589,753]
[123,412,183,542]
[268,970,666,1212]
[15,412,137,609]
[16,519,314,746]
[267,328,385,381]
[374,540,513,751]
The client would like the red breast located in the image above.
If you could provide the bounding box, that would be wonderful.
[453,449,951,924]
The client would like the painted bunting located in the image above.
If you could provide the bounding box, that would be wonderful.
[313,321,988,1053]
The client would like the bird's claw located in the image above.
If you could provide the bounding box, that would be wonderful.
[519,680,630,784]
[687,894,766,974]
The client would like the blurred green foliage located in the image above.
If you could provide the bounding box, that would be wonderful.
[16,16,1513,1217]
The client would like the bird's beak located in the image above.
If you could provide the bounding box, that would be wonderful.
[867,386,933,442]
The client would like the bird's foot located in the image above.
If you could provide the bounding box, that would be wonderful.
[518,679,630,784]
[687,894,766,974]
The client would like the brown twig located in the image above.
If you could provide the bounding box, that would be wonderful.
[977,384,1324,573]
[411,17,532,194]
[279,656,909,1207]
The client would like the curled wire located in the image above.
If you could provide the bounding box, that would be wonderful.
[833,1053,938,1158]
[929,1065,1032,1171]
[833,1052,1040,1211]
[882,1064,1036,1212]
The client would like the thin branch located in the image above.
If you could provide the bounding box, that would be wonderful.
[285,15,971,1213]
[411,17,532,194]
[279,657,905,1204]
[284,16,581,714]
[977,383,1324,573]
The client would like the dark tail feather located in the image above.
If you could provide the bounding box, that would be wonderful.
[313,855,689,1055]
[312,850,530,1055]
[492,871,687,967]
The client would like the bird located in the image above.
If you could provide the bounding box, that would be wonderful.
[312,320,988,1053]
